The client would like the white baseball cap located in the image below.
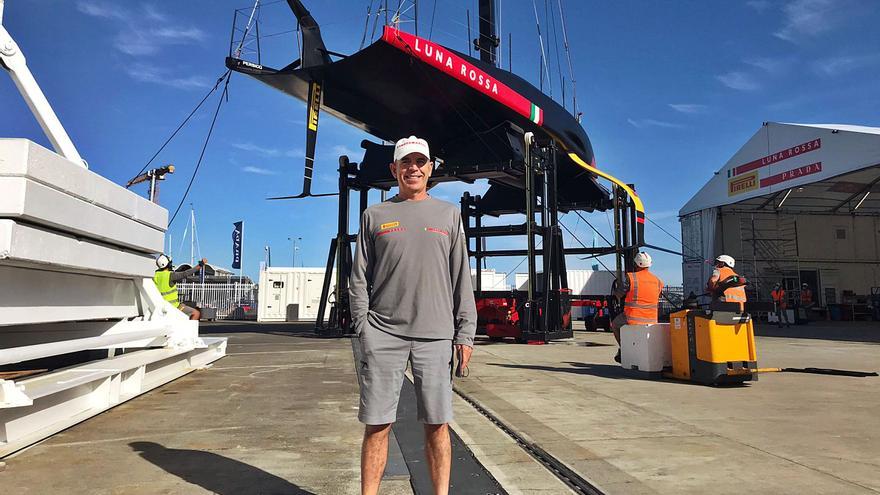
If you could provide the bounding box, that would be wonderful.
[394,136,430,162]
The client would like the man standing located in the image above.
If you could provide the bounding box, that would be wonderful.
[610,252,664,363]
[350,136,476,495]
[707,255,747,310]
[153,255,207,320]
[799,283,815,322]
[771,283,791,328]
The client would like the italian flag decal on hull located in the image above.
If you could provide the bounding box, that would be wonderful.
[530,104,543,125]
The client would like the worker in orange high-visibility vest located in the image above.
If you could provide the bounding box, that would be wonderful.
[771,283,791,328]
[707,255,747,310]
[611,252,664,363]
[799,283,814,321]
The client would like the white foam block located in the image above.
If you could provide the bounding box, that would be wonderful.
[620,323,671,372]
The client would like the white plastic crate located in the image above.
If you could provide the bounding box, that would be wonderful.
[620,323,671,372]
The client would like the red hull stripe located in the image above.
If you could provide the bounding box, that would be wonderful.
[382,26,542,127]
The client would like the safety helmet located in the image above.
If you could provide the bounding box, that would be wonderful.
[774,283,781,288]
[802,283,809,288]
[156,254,172,270]
[715,254,735,268]
[633,251,653,268]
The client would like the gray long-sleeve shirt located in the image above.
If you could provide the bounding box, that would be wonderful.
[349,195,477,346]
[170,265,202,285]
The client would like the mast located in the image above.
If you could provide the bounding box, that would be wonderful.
[190,206,196,266]
[475,0,499,66]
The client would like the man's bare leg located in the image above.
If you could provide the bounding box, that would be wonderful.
[361,423,391,495]
[424,423,451,495]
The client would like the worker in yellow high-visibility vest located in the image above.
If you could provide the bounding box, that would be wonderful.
[153,254,207,320]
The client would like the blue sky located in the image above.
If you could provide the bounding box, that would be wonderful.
[2,0,879,285]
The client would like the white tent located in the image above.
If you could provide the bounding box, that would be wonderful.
[680,123,880,310]
[682,123,880,216]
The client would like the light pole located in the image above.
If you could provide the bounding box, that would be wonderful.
[288,236,302,267]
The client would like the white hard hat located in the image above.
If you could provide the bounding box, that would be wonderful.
[715,254,735,268]
[156,254,171,270]
[633,251,653,268]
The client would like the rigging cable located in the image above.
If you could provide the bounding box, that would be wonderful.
[531,0,553,97]
[168,72,232,226]
[233,0,261,58]
[388,31,504,161]
[129,71,230,180]
[503,238,543,285]
[548,0,564,108]
[646,216,704,260]
[360,1,374,49]
[556,0,578,117]
[575,210,614,248]
[559,219,618,281]
[428,0,438,39]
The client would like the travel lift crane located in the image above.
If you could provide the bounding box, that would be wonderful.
[0,1,226,456]
[226,0,646,342]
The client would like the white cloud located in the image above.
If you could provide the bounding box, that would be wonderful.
[668,103,707,114]
[232,142,282,157]
[151,27,207,43]
[142,4,168,22]
[331,145,358,157]
[429,179,490,202]
[746,0,771,12]
[285,148,305,158]
[242,166,277,175]
[125,64,210,90]
[77,2,206,59]
[774,0,853,42]
[115,31,158,56]
[627,118,684,129]
[812,54,880,76]
[743,56,793,75]
[716,71,760,91]
[76,1,127,20]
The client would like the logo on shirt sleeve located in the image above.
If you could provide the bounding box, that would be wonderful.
[425,227,449,236]
[380,221,400,230]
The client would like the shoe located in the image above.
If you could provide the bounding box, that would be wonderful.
[614,350,621,363]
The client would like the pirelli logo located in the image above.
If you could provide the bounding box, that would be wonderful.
[307,82,322,131]
[380,221,399,230]
[728,171,759,196]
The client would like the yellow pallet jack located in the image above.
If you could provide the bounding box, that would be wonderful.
[663,278,878,384]
[668,305,758,385]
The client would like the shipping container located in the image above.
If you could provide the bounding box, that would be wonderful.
[258,268,335,322]
[472,268,510,291]
[515,270,615,296]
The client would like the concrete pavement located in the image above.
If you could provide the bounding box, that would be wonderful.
[2,321,877,494]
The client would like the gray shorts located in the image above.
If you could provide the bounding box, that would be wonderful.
[611,312,628,330]
[358,325,453,425]
[178,303,197,317]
